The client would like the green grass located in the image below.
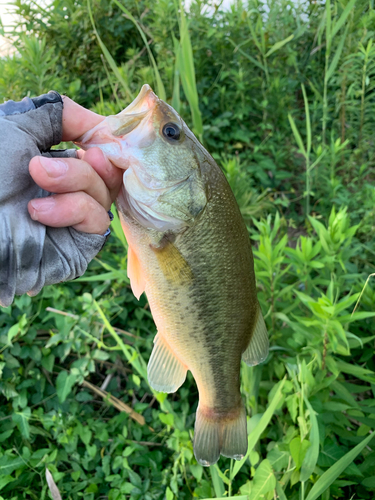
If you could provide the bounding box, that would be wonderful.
[0,0,375,499]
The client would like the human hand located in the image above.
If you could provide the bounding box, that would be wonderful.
[0,92,122,307]
[28,97,123,235]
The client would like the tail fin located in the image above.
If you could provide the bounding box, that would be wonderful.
[193,405,247,466]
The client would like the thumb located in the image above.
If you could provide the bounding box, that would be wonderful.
[62,96,105,142]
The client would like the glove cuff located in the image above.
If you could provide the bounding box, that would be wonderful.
[0,91,64,151]
[31,91,63,109]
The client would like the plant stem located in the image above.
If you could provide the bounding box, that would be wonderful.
[228,459,234,497]
[306,156,310,216]
[322,331,328,369]
[359,44,368,149]
[323,58,329,145]
[340,71,347,146]
[271,276,275,332]
[323,1,331,145]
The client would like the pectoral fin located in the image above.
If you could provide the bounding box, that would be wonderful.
[242,304,269,366]
[127,245,146,300]
[147,334,187,393]
[151,240,193,286]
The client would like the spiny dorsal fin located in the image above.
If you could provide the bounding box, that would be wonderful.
[242,304,269,366]
[147,333,187,393]
[127,245,146,300]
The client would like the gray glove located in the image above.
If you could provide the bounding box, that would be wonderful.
[0,91,110,307]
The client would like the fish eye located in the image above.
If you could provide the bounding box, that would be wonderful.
[162,122,181,141]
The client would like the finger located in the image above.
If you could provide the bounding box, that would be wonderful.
[29,155,112,210]
[62,96,104,141]
[76,147,123,200]
[28,192,111,234]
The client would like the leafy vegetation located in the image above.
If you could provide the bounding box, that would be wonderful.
[0,0,375,499]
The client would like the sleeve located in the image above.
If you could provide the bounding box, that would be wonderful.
[0,92,110,307]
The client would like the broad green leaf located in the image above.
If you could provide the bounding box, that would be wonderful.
[267,447,290,472]
[300,397,320,482]
[318,443,363,476]
[322,402,350,412]
[339,312,375,323]
[250,459,276,499]
[336,360,375,384]
[231,378,285,479]
[0,430,13,443]
[12,407,31,439]
[56,371,77,403]
[7,323,19,344]
[306,433,375,500]
[331,380,360,408]
[290,437,311,470]
[0,455,25,475]
[41,354,55,373]
[80,426,92,446]
[190,464,203,482]
[0,475,16,491]
[362,476,375,488]
[265,34,294,57]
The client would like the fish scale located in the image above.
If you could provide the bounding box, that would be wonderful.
[76,84,269,466]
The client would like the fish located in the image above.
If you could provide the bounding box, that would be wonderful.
[76,84,269,466]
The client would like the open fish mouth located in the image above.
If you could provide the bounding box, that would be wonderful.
[121,84,158,115]
[106,84,158,137]
[75,84,158,150]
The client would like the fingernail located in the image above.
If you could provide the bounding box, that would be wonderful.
[29,197,56,220]
[39,156,68,177]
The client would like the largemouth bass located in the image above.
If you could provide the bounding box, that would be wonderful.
[77,85,268,466]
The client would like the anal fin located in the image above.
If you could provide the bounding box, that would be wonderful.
[127,245,146,300]
[242,303,269,366]
[147,334,187,393]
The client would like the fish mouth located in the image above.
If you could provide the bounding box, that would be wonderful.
[107,84,158,137]
[75,84,158,148]
[123,84,158,115]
